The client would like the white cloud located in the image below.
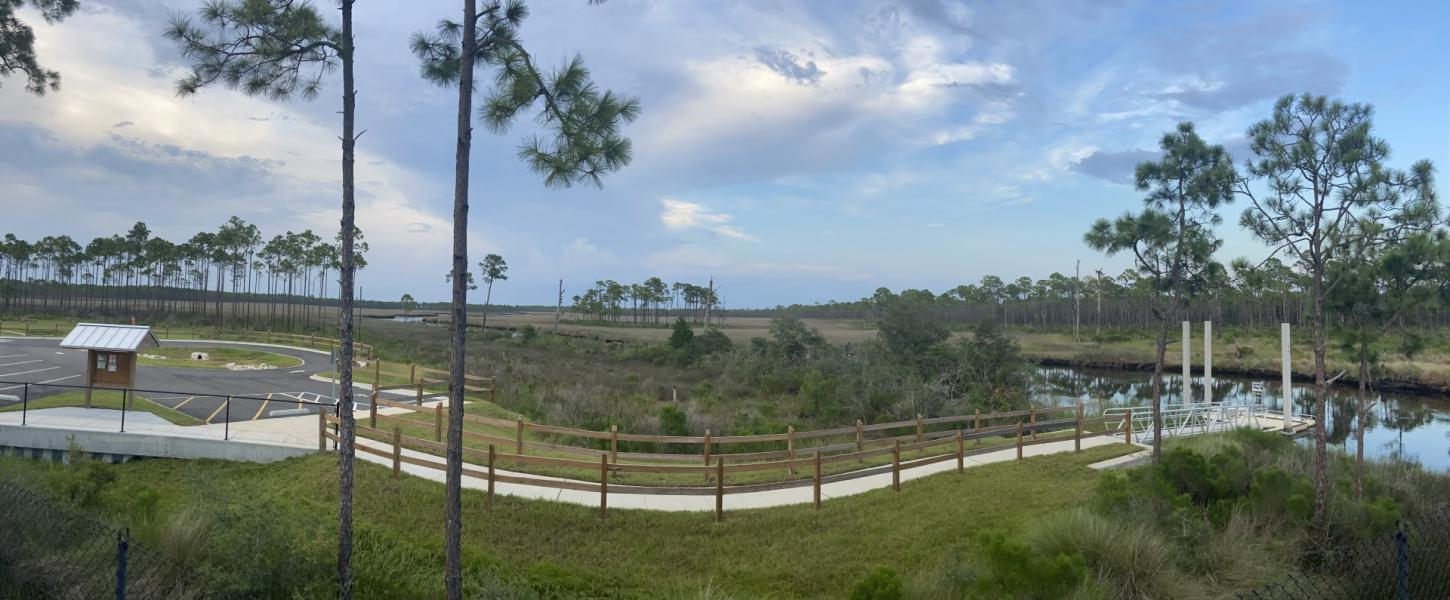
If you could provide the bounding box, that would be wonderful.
[659,198,756,241]
[642,245,869,281]
[562,237,617,267]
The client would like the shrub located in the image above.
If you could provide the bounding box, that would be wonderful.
[519,324,538,344]
[850,566,903,600]
[61,443,115,508]
[659,405,689,437]
[669,318,694,350]
[692,328,733,356]
[973,531,1085,599]
[1027,509,1191,599]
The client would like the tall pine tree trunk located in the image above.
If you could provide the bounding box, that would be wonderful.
[1355,342,1368,499]
[336,2,358,597]
[445,2,478,597]
[1311,267,1329,529]
[482,281,492,328]
[1150,314,1169,460]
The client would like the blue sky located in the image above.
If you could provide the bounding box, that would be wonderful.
[2,0,1446,307]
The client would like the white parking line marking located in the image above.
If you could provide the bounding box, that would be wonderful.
[289,369,305,374]
[205,401,227,424]
[53,352,65,355]
[174,396,195,410]
[0,374,79,392]
[0,355,24,359]
[0,367,58,378]
[252,394,273,420]
[0,360,43,368]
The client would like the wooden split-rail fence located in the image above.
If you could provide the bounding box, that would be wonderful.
[320,403,1136,522]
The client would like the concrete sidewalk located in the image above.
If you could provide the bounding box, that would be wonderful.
[350,433,1137,512]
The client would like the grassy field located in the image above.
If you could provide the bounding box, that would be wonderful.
[0,390,203,426]
[138,346,302,370]
[469,314,1450,390]
[0,442,1138,598]
[466,311,882,345]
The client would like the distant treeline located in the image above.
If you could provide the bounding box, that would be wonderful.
[0,218,376,329]
[729,260,1450,330]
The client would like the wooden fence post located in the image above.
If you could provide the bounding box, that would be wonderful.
[855,419,864,462]
[373,358,381,390]
[1016,421,1024,461]
[1124,408,1133,444]
[515,419,525,454]
[409,363,416,384]
[391,427,402,479]
[1074,402,1083,452]
[415,382,423,406]
[916,414,924,443]
[610,425,619,463]
[714,457,725,522]
[369,390,378,429]
[892,440,901,492]
[974,409,981,433]
[703,428,713,484]
[434,404,443,442]
[956,430,964,474]
[787,425,796,475]
[1030,407,1038,441]
[599,454,609,521]
[487,444,496,507]
[813,451,822,510]
[317,411,326,452]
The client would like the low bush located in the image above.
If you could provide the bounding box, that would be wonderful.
[1027,509,1194,599]
[850,567,903,600]
[972,531,1086,599]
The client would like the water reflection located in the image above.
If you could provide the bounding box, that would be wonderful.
[1030,366,1450,472]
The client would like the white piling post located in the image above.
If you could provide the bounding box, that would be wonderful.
[1203,321,1213,405]
[1281,322,1292,431]
[1182,321,1191,407]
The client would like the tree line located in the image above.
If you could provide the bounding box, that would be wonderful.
[569,277,720,325]
[0,216,367,329]
[746,254,1446,333]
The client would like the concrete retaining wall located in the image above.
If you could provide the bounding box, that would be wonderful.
[0,424,314,464]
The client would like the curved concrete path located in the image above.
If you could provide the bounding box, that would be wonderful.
[350,431,1137,512]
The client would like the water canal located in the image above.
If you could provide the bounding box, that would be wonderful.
[1031,365,1450,471]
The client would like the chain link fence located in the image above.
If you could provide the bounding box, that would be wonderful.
[0,478,203,599]
[1238,505,1450,599]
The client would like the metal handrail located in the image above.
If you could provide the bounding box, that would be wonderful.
[1102,402,1313,442]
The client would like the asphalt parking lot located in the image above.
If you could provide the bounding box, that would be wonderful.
[0,337,369,422]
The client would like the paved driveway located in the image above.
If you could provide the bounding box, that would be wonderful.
[0,337,372,422]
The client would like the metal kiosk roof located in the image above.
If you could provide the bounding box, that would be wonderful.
[59,323,161,352]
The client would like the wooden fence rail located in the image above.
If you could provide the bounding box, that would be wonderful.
[370,393,1092,461]
[324,409,1132,521]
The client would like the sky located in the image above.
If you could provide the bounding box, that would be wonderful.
[2,0,1447,307]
